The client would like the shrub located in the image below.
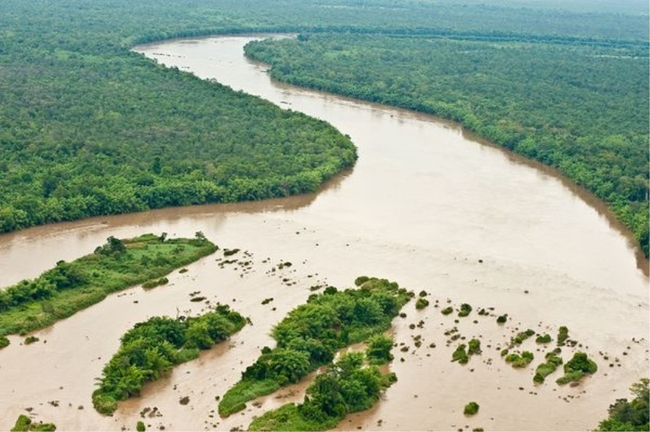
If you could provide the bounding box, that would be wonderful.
[556,352,597,385]
[366,334,394,365]
[533,352,563,383]
[468,338,481,356]
[496,314,508,324]
[452,344,469,364]
[415,298,430,310]
[24,336,39,345]
[354,276,370,286]
[136,421,146,432]
[458,303,472,317]
[0,336,9,349]
[557,326,569,346]
[536,334,552,344]
[505,351,534,368]
[464,402,480,416]
[442,306,453,315]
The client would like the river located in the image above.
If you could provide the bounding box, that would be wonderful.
[0,35,647,431]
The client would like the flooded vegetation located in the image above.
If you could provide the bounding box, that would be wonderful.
[0,35,647,431]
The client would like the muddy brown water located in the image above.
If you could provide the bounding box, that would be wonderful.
[0,35,647,431]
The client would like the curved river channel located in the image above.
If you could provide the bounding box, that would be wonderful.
[0,36,648,431]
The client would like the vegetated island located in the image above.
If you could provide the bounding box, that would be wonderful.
[0,233,217,337]
[244,32,649,257]
[218,276,413,417]
[248,347,398,431]
[93,304,247,414]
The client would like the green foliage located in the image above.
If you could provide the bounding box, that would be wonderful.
[442,306,454,315]
[556,352,597,385]
[464,402,480,416]
[0,336,10,348]
[505,351,534,368]
[468,338,481,356]
[354,276,369,286]
[536,334,552,344]
[142,277,169,289]
[452,344,469,364]
[245,31,649,257]
[415,298,430,310]
[557,326,570,346]
[11,416,56,432]
[513,329,535,345]
[598,379,649,431]
[93,304,246,414]
[365,334,394,365]
[458,303,473,317]
[136,421,146,432]
[219,278,410,416]
[0,234,217,336]
[24,336,39,345]
[533,351,563,383]
[248,352,395,431]
[497,314,508,324]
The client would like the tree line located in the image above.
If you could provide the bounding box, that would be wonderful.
[244,33,649,256]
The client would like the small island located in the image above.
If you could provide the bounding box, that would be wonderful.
[0,233,218,337]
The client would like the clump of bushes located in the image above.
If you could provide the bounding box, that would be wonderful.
[24,336,40,345]
[365,334,394,365]
[142,277,169,289]
[533,351,563,383]
[458,303,472,317]
[536,334,552,344]
[442,306,454,315]
[557,326,569,346]
[219,278,411,417]
[464,402,480,416]
[354,276,370,286]
[10,415,56,431]
[452,344,469,364]
[248,352,397,431]
[415,298,430,310]
[512,329,535,345]
[93,304,246,414]
[556,352,597,385]
[468,338,481,356]
[505,351,534,368]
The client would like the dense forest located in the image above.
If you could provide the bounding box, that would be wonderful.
[0,0,648,258]
[244,32,649,256]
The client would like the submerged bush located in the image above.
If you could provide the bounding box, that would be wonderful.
[452,344,469,364]
[556,352,597,385]
[458,303,472,317]
[468,338,481,356]
[557,326,569,346]
[415,298,430,310]
[533,352,563,383]
[464,402,480,416]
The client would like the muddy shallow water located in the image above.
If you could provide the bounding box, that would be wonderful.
[0,35,647,431]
